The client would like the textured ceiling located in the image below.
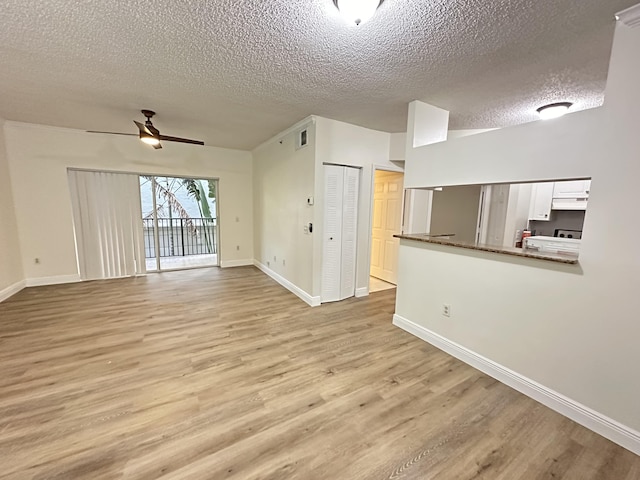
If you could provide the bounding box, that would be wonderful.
[0,0,636,150]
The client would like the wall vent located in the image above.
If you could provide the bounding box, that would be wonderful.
[296,128,309,150]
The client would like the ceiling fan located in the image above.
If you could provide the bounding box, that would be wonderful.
[87,110,204,149]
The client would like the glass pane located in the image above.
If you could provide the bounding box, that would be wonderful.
[153,176,218,270]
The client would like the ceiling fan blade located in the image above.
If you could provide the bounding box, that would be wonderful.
[158,135,204,146]
[86,131,137,136]
[134,120,153,136]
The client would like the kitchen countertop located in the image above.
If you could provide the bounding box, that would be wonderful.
[394,233,579,265]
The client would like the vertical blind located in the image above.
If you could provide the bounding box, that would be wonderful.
[68,170,145,280]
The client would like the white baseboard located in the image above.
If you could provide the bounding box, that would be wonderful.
[393,314,640,456]
[253,260,320,307]
[220,259,254,268]
[26,274,81,287]
[355,287,369,298]
[0,279,27,303]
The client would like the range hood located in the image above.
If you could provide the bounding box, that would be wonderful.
[552,197,588,211]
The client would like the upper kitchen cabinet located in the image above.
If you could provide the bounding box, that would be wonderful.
[528,182,554,221]
[552,180,591,199]
[552,179,590,211]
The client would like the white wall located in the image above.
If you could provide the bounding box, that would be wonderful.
[388,130,497,161]
[396,20,640,439]
[406,101,449,149]
[251,115,396,302]
[314,117,395,296]
[429,185,481,243]
[4,122,253,283]
[447,128,499,140]
[0,120,24,298]
[389,132,407,161]
[252,119,316,297]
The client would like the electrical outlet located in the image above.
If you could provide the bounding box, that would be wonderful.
[282,259,285,266]
[267,261,270,267]
[34,258,40,264]
[442,304,451,317]
[273,255,277,262]
[236,245,240,251]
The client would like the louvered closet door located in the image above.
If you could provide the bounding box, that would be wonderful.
[322,165,344,302]
[340,167,359,300]
[321,165,359,303]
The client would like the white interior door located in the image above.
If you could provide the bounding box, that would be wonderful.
[370,171,403,285]
[321,165,360,303]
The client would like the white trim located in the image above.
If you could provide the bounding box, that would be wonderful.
[355,287,369,297]
[392,314,640,456]
[373,163,404,174]
[220,259,254,268]
[0,280,26,303]
[617,4,640,28]
[254,260,320,307]
[25,274,82,287]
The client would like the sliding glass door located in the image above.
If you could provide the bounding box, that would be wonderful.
[140,175,219,271]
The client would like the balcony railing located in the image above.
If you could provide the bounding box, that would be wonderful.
[143,218,217,258]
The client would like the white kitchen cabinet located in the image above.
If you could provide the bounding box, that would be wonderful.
[528,182,554,221]
[552,180,591,199]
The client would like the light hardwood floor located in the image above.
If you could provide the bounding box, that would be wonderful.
[0,267,638,479]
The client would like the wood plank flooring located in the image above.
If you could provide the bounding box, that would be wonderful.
[0,267,638,479]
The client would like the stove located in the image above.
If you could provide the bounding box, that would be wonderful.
[554,229,582,239]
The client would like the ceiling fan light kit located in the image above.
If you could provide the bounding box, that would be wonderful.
[140,133,160,146]
[536,102,573,120]
[333,0,383,25]
[87,109,204,149]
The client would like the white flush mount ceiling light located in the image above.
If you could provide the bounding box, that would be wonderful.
[333,0,383,25]
[536,102,573,120]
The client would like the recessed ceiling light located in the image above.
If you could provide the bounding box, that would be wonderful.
[536,102,573,120]
[333,0,383,25]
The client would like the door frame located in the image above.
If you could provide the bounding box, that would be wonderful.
[476,185,491,244]
[366,164,405,292]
